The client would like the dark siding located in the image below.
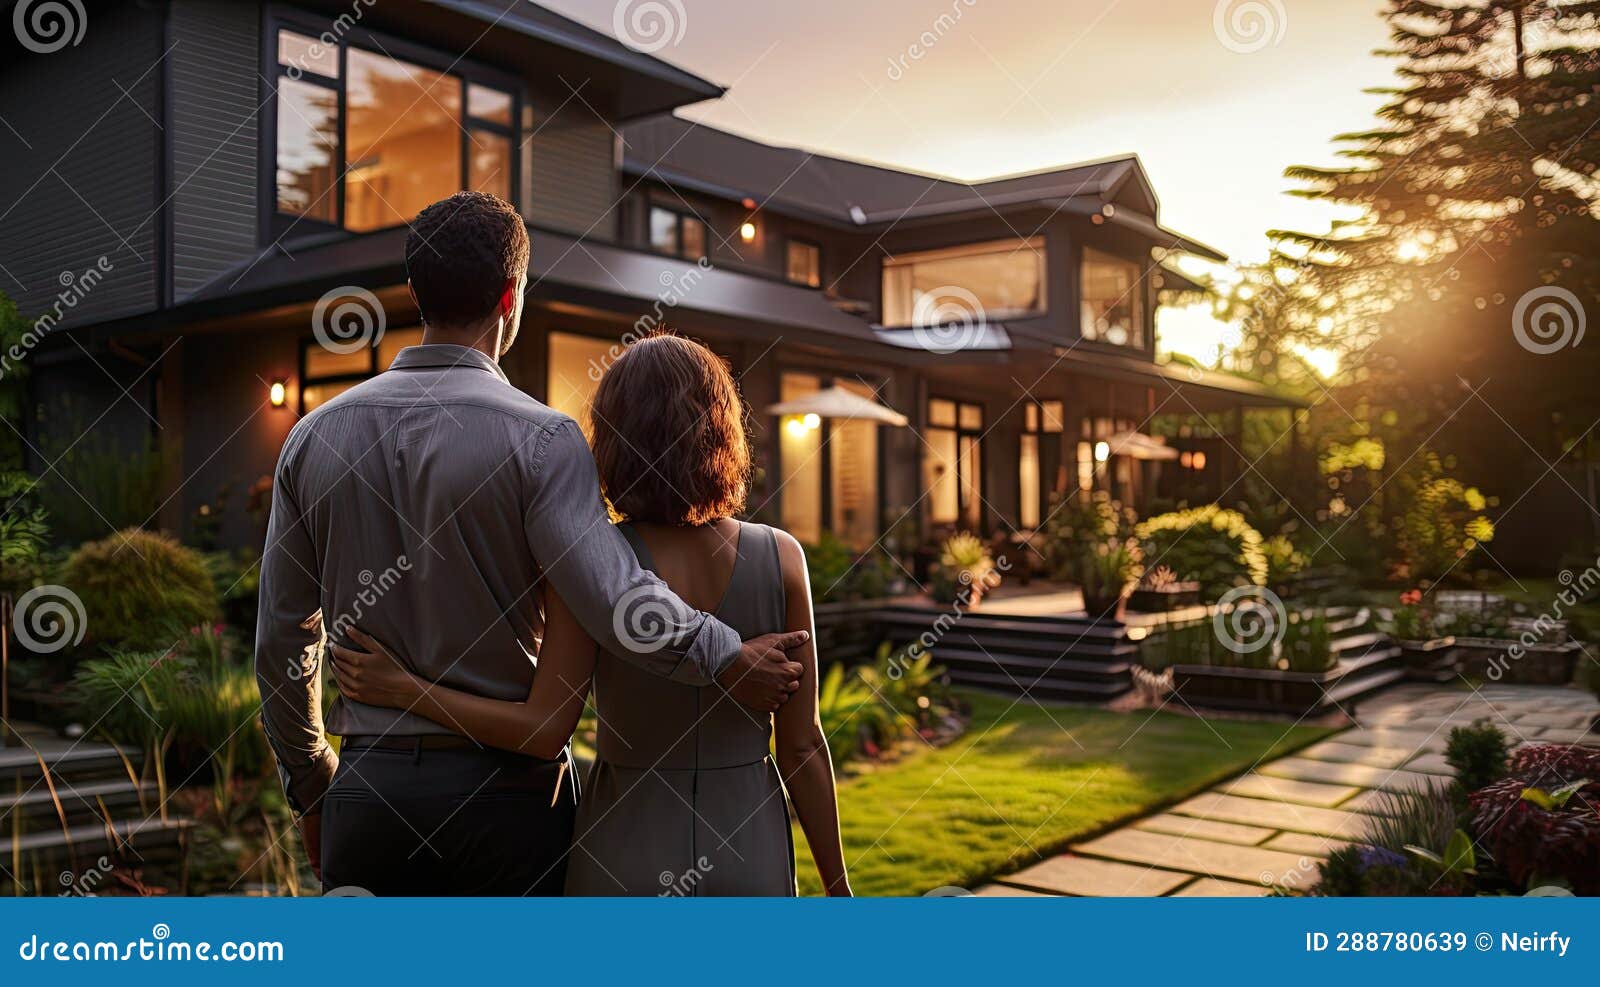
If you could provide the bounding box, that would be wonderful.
[0,2,164,329]
[170,0,261,302]
[525,94,619,239]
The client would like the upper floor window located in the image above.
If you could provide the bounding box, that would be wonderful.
[1080,247,1145,348]
[881,237,1045,327]
[272,26,517,234]
[649,206,707,260]
[785,240,821,287]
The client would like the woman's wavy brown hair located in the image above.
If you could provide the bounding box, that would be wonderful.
[589,332,750,526]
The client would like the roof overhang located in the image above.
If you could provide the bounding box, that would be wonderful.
[422,0,723,120]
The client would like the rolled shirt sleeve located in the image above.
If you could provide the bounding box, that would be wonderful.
[253,447,338,815]
[523,419,740,684]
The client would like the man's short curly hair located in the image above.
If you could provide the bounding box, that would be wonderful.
[404,191,529,328]
[590,333,750,526]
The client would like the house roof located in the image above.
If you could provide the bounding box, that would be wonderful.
[621,115,1226,261]
[431,0,723,120]
[182,223,883,350]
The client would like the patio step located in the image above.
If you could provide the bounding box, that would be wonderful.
[1,778,156,830]
[878,605,1138,701]
[0,818,193,895]
[0,742,134,785]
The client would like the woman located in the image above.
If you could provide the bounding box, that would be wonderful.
[330,333,850,897]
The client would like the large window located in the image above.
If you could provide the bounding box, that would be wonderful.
[546,332,619,432]
[882,237,1045,327]
[1080,248,1145,348]
[925,398,984,529]
[272,25,516,233]
[299,326,424,412]
[1019,400,1065,529]
[778,373,881,547]
[785,240,821,287]
[649,207,708,261]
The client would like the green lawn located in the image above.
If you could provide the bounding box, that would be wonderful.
[795,690,1333,896]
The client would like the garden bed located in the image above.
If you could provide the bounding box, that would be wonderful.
[1453,637,1582,685]
[1171,637,1405,717]
[1396,636,1459,682]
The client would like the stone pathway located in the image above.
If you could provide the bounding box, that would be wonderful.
[978,683,1600,897]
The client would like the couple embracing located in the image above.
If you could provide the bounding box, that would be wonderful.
[254,192,850,897]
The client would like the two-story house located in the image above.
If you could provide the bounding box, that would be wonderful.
[1,0,1292,554]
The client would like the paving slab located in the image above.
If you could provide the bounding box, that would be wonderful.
[1298,741,1416,768]
[1510,712,1593,729]
[1004,854,1192,897]
[1263,831,1347,857]
[974,884,1054,897]
[1340,789,1402,815]
[1533,727,1598,745]
[1403,752,1455,775]
[1333,727,1449,754]
[1261,757,1444,792]
[1222,772,1361,808]
[1134,813,1274,846]
[1076,829,1316,889]
[1172,877,1269,897]
[1172,792,1372,839]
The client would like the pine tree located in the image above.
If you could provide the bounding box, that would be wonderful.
[1274,1,1600,492]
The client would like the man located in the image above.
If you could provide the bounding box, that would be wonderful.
[255,191,805,895]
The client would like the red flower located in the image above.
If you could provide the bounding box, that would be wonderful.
[1399,589,1423,606]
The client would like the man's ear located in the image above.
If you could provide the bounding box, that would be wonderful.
[500,279,517,319]
[407,280,421,315]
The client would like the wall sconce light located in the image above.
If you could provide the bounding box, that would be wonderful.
[1179,451,1193,469]
[782,413,822,438]
[1191,451,1207,470]
[739,221,757,242]
[1093,440,1110,463]
[269,379,288,408]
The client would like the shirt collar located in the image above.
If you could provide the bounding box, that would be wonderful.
[386,344,509,384]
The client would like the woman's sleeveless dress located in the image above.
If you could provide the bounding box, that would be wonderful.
[564,521,797,896]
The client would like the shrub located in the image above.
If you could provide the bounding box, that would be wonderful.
[1135,505,1267,601]
[1467,744,1600,895]
[856,642,952,732]
[1391,451,1495,584]
[815,661,891,768]
[1263,533,1308,588]
[1444,720,1509,795]
[1312,783,1465,896]
[69,628,267,785]
[1074,537,1144,614]
[1043,491,1136,578]
[60,528,220,653]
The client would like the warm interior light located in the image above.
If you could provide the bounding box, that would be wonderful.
[782,413,822,438]
[269,379,288,408]
[1192,451,1207,470]
[1093,441,1110,463]
[739,221,757,242]
[1179,451,1193,469]
[802,412,821,430]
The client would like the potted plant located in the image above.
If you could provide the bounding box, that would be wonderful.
[1075,537,1143,621]
[1126,564,1201,613]
[929,532,996,606]
[1387,588,1459,682]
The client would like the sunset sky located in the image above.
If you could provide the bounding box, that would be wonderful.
[546,0,1399,364]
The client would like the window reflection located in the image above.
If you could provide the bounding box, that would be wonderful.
[883,238,1044,326]
[1080,247,1144,347]
[275,77,339,222]
[470,131,512,201]
[345,48,462,232]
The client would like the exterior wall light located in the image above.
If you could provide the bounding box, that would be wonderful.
[1093,440,1110,463]
[269,379,288,408]
[740,221,757,242]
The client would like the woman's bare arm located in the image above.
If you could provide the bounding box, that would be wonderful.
[770,529,851,896]
[330,588,596,760]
